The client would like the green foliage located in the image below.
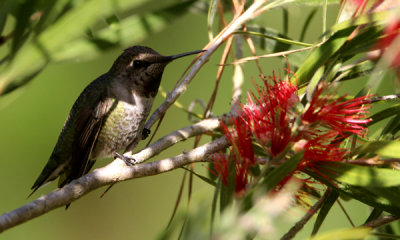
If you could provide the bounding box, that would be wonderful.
[0,0,196,95]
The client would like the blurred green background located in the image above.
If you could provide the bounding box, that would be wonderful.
[0,1,381,239]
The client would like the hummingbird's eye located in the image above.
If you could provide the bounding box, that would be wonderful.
[133,60,149,68]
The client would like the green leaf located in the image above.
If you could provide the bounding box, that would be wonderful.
[244,25,295,53]
[235,30,313,47]
[364,208,382,224]
[0,0,141,94]
[310,172,400,215]
[306,162,400,215]
[310,227,371,240]
[328,10,391,36]
[182,166,216,187]
[10,0,38,57]
[207,0,218,39]
[294,26,355,86]
[0,0,18,35]
[282,7,288,36]
[300,7,318,42]
[33,0,72,35]
[381,114,400,137]
[368,104,400,127]
[312,189,339,236]
[333,60,374,82]
[54,10,182,61]
[0,0,195,96]
[315,161,400,187]
[262,151,303,192]
[339,24,383,58]
[293,9,393,87]
[355,140,400,158]
[283,0,340,6]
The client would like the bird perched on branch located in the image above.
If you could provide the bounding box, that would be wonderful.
[30,46,204,198]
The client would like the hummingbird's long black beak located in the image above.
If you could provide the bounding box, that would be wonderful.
[167,49,206,61]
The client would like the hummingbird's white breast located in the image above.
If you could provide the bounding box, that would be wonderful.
[91,90,154,159]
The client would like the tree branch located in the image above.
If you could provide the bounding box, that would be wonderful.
[361,215,400,229]
[0,133,229,233]
[125,114,233,163]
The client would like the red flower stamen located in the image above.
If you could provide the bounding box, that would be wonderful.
[302,85,371,136]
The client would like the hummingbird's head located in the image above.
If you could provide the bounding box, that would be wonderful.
[109,46,205,97]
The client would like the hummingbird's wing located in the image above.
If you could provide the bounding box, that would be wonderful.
[59,88,115,187]
[30,75,113,195]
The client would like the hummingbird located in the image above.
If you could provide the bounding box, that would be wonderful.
[30,46,204,196]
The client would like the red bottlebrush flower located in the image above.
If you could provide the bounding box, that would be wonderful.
[243,72,299,156]
[341,0,386,16]
[301,85,371,136]
[234,154,251,197]
[376,18,400,51]
[212,117,256,196]
[298,131,348,171]
[259,72,299,110]
[212,68,372,200]
[212,153,230,186]
[369,15,400,78]
[221,117,255,166]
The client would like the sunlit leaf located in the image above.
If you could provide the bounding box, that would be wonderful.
[281,0,339,7]
[328,10,391,35]
[207,0,218,39]
[306,163,400,215]
[355,141,400,158]
[310,227,371,240]
[315,161,400,187]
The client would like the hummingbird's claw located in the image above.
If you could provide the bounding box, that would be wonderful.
[142,128,151,140]
[115,152,137,166]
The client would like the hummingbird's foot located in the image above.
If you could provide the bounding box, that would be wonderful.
[142,128,151,140]
[115,152,137,166]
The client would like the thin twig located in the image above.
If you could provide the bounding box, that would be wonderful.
[167,171,187,228]
[362,215,400,229]
[227,44,321,65]
[281,191,329,240]
[337,199,355,228]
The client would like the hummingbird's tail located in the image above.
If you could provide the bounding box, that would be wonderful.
[29,157,67,198]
